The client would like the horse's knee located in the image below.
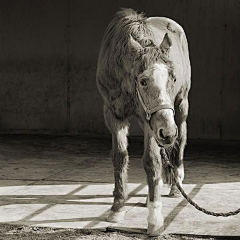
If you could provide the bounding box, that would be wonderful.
[114,127,129,152]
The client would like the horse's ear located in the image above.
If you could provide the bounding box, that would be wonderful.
[160,33,172,54]
[129,35,143,52]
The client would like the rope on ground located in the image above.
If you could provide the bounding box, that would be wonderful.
[160,148,240,217]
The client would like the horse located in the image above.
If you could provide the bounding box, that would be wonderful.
[96,8,191,236]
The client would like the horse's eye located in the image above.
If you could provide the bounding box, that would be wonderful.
[140,79,147,87]
[169,71,176,82]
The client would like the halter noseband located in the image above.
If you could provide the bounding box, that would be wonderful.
[136,85,175,122]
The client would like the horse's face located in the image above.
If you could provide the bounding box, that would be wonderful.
[136,62,177,147]
[130,33,177,147]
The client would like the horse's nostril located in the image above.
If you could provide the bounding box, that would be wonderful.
[159,127,177,140]
[159,129,166,139]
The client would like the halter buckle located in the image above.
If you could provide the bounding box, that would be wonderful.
[146,112,151,121]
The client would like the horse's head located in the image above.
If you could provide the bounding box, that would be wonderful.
[130,33,177,147]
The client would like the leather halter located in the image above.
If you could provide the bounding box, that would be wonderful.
[135,81,176,147]
[136,82,175,122]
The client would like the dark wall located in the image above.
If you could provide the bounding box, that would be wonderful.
[0,0,239,139]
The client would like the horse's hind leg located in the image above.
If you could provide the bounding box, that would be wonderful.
[169,98,188,197]
[104,105,129,222]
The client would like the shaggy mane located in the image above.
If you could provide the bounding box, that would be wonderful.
[101,8,174,74]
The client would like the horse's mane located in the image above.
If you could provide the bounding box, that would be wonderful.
[100,8,174,75]
[101,8,148,50]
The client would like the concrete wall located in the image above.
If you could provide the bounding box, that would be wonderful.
[0,0,239,140]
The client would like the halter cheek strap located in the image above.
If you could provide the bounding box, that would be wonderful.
[136,87,175,121]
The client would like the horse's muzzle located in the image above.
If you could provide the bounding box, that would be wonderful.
[156,126,178,147]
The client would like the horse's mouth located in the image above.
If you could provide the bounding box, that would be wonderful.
[157,142,174,148]
[155,136,176,148]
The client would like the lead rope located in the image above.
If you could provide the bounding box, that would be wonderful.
[160,148,240,217]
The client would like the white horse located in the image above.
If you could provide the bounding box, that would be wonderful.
[96,8,191,236]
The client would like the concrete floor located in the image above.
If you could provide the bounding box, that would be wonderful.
[0,135,239,236]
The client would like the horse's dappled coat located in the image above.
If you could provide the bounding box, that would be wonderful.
[96,8,191,236]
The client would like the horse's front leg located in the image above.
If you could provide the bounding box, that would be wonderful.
[143,125,164,236]
[169,98,188,197]
[104,106,129,222]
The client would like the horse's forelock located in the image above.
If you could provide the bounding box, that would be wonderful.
[135,47,174,74]
[127,18,174,73]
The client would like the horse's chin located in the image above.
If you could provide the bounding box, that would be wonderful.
[157,143,174,148]
[155,137,176,148]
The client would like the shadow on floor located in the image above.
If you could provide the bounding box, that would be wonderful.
[0,135,239,235]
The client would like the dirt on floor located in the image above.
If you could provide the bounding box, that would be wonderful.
[0,224,238,240]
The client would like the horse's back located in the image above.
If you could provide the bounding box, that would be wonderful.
[146,17,185,42]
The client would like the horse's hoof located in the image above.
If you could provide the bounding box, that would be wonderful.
[107,210,125,223]
[169,187,181,198]
[147,223,164,236]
